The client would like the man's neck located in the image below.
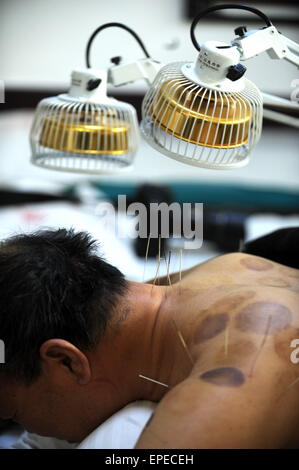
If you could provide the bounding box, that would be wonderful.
[95,281,188,406]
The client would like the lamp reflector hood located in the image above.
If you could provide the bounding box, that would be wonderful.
[141,44,263,170]
[30,70,139,174]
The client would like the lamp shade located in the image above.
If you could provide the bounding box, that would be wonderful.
[30,70,139,174]
[141,57,263,170]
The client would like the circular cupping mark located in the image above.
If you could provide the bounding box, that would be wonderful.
[199,367,245,387]
[195,313,229,343]
[235,301,292,335]
[240,257,273,271]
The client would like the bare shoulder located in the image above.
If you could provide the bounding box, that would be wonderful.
[136,283,299,448]
[179,252,299,292]
[192,251,299,275]
[214,252,299,280]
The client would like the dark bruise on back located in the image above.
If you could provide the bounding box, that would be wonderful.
[240,257,273,271]
[199,367,245,387]
[235,301,292,335]
[195,313,229,343]
[194,292,255,344]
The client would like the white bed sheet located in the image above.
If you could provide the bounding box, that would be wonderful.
[8,401,155,450]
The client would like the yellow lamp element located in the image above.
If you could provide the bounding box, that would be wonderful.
[39,111,130,155]
[149,80,252,148]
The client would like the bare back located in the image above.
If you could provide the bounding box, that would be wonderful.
[136,253,299,448]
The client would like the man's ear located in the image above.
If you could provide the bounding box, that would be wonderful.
[39,339,91,385]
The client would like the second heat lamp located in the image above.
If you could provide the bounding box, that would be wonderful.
[30,68,139,174]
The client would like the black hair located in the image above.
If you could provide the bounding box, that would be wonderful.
[0,228,128,383]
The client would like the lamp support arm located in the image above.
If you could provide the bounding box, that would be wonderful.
[232,26,299,67]
[108,58,162,87]
[108,26,299,127]
[233,26,299,128]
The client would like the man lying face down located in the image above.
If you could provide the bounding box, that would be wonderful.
[0,228,299,448]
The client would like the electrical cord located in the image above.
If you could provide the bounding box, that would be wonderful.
[86,22,150,68]
[190,3,273,52]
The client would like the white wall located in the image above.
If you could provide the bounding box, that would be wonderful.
[0,0,298,95]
